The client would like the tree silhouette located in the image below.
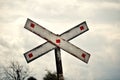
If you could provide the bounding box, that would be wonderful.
[1,61,30,80]
[27,76,37,80]
[43,71,57,80]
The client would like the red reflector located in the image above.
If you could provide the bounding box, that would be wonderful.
[80,26,84,30]
[81,53,86,58]
[28,53,33,58]
[30,23,35,28]
[56,39,61,43]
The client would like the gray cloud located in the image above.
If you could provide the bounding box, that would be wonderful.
[0,37,10,49]
[24,0,120,25]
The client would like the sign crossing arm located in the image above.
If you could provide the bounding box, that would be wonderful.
[24,19,90,63]
[24,19,89,63]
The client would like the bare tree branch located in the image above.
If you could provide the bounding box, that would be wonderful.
[1,61,30,80]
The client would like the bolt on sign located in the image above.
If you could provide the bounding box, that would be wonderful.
[24,18,91,63]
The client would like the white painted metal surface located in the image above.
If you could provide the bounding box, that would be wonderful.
[24,18,90,63]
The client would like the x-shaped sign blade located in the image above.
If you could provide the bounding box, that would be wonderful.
[24,19,90,63]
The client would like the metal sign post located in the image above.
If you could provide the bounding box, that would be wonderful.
[55,47,64,80]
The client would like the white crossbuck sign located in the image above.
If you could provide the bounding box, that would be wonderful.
[24,18,90,63]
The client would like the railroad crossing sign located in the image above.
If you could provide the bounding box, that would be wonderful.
[24,18,90,63]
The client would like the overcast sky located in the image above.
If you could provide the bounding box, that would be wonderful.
[0,0,120,80]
